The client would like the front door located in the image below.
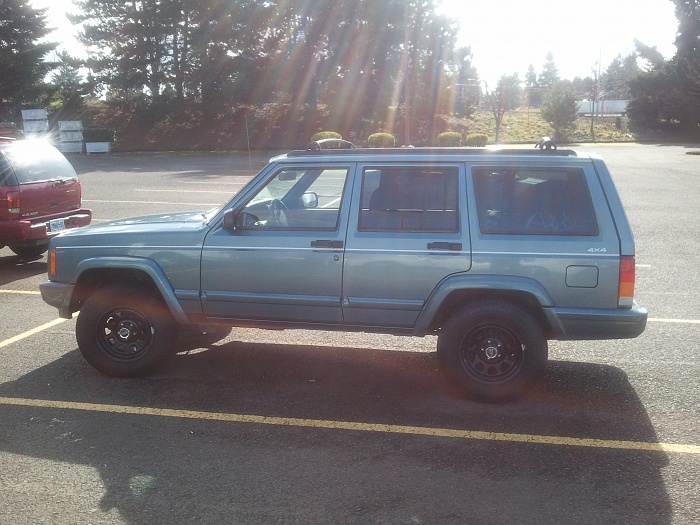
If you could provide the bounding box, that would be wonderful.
[200,164,352,324]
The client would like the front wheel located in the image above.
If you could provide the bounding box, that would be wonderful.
[76,285,176,377]
[437,301,548,402]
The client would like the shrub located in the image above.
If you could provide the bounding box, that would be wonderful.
[367,132,396,147]
[437,131,462,146]
[310,131,342,142]
[465,133,488,147]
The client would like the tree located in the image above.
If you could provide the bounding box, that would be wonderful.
[601,54,639,100]
[0,0,57,117]
[485,74,519,143]
[525,64,542,108]
[627,38,700,133]
[540,80,578,141]
[672,0,700,91]
[538,51,559,90]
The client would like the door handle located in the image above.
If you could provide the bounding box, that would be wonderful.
[311,240,344,248]
[427,242,462,251]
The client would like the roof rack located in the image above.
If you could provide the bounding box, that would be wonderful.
[287,146,578,158]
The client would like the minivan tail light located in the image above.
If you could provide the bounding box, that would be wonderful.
[5,190,20,214]
[619,256,635,307]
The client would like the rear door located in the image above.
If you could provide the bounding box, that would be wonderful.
[342,163,471,328]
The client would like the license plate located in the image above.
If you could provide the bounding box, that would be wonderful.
[49,218,66,232]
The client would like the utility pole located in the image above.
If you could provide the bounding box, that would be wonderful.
[403,1,410,145]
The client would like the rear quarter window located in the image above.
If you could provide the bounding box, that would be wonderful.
[472,166,598,236]
[1,143,77,184]
[0,155,16,186]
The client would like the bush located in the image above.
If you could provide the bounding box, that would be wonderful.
[465,133,488,147]
[310,131,342,142]
[437,131,462,146]
[367,132,396,147]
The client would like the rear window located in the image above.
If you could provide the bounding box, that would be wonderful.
[0,156,15,186]
[1,142,77,184]
[473,166,598,236]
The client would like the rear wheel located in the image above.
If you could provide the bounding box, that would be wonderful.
[437,300,548,402]
[9,242,49,258]
[76,285,176,377]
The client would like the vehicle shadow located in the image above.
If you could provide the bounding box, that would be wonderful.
[0,251,46,285]
[0,341,672,524]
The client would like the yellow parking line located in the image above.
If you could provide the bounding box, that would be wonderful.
[0,290,41,295]
[0,396,698,455]
[648,318,700,325]
[0,319,69,350]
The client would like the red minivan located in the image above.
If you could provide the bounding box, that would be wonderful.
[0,140,91,257]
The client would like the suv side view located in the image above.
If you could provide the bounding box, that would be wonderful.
[40,141,647,401]
[1,140,92,257]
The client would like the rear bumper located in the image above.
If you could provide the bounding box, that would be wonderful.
[0,209,91,245]
[546,302,648,340]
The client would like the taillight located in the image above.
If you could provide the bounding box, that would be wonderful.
[5,190,20,214]
[619,256,635,307]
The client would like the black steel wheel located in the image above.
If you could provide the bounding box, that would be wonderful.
[76,285,176,377]
[437,300,548,402]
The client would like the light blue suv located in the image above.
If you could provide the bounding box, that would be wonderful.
[40,141,647,401]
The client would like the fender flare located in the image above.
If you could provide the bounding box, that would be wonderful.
[413,274,556,336]
[72,256,189,324]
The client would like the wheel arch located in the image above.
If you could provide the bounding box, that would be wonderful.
[415,275,556,337]
[69,257,188,323]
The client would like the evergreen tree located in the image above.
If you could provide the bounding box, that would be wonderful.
[540,80,578,141]
[538,51,559,90]
[0,0,57,117]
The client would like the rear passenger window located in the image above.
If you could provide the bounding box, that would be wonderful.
[359,166,459,232]
[473,167,598,235]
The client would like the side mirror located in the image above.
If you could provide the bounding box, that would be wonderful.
[222,209,236,231]
[302,192,319,209]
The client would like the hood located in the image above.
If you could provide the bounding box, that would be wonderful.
[55,209,213,240]
[102,210,210,227]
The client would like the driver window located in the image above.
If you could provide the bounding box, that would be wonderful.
[239,167,349,230]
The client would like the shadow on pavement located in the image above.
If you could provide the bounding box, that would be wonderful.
[0,252,46,286]
[0,341,671,524]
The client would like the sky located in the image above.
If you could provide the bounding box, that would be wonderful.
[31,0,679,85]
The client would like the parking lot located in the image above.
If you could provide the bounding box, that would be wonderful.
[1,144,698,524]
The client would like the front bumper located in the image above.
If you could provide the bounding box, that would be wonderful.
[40,281,77,319]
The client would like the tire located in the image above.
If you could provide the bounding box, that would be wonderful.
[9,242,49,258]
[437,300,548,402]
[175,325,232,352]
[76,285,176,377]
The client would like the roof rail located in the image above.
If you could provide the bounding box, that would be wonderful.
[286,145,578,158]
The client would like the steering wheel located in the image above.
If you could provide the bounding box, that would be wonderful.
[268,199,289,227]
